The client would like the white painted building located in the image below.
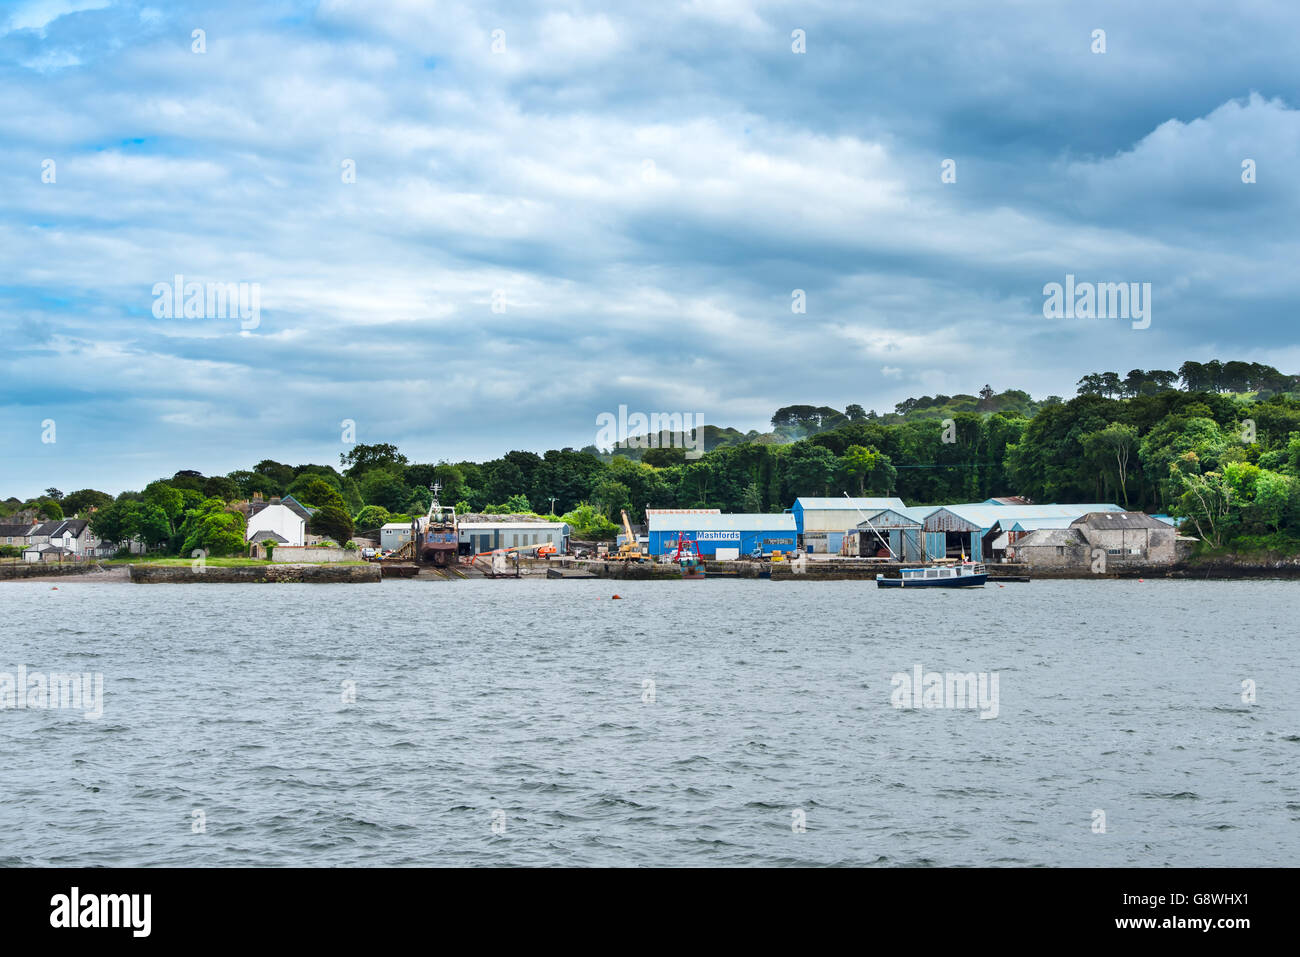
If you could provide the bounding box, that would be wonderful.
[245,503,306,547]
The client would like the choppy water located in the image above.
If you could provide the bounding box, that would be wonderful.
[1,578,1297,866]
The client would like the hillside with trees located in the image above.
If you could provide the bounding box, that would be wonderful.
[5,359,1300,556]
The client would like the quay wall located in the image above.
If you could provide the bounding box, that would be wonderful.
[128,563,381,584]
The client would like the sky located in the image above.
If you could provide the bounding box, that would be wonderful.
[2,0,1299,497]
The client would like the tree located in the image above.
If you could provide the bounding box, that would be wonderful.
[1171,465,1231,548]
[353,505,391,531]
[201,476,240,502]
[291,476,344,510]
[1179,361,1208,392]
[591,481,630,521]
[845,403,867,422]
[179,500,247,557]
[310,503,354,543]
[841,445,879,495]
[340,443,409,477]
[32,498,63,520]
[143,481,185,531]
[89,501,136,547]
[44,488,63,501]
[1081,423,1139,506]
[60,489,113,516]
[359,469,412,512]
[781,442,838,499]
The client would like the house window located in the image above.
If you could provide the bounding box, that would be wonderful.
[1056,546,1065,556]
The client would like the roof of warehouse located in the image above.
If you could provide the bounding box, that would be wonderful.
[991,516,1079,532]
[648,513,797,532]
[929,503,1123,528]
[458,522,570,530]
[793,497,907,511]
[1071,511,1168,530]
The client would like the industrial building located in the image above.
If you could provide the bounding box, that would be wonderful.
[790,497,907,554]
[921,503,1124,562]
[458,521,570,555]
[842,507,932,561]
[647,512,797,558]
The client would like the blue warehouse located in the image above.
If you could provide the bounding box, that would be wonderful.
[647,512,798,558]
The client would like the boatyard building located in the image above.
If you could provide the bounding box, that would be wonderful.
[648,512,797,559]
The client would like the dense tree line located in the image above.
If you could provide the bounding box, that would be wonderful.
[6,360,1300,554]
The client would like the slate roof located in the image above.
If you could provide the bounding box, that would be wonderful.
[1012,528,1087,548]
[1071,511,1168,530]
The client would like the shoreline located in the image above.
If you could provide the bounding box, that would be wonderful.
[5,556,1300,583]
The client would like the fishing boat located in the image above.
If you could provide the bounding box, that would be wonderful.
[876,562,988,588]
[667,533,706,579]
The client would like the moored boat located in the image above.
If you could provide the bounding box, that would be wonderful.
[876,562,987,588]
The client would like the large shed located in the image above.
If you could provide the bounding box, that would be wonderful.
[842,507,931,561]
[648,513,797,557]
[459,521,570,554]
[790,497,907,554]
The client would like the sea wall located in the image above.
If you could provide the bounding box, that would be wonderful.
[0,562,106,580]
[128,563,381,584]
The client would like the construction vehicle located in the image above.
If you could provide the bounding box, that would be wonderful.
[611,509,646,562]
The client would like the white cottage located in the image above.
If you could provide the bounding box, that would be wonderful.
[245,503,306,547]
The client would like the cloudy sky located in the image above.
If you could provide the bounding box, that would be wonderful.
[2,0,1298,496]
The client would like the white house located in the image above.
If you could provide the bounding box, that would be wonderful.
[26,519,97,557]
[245,503,305,547]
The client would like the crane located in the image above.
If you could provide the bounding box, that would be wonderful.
[612,509,646,562]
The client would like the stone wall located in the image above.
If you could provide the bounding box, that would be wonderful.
[128,563,380,583]
[0,561,105,580]
[268,546,358,563]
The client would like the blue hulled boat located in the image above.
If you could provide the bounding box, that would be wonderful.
[876,562,988,588]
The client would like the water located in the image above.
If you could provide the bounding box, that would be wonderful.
[1,578,1296,866]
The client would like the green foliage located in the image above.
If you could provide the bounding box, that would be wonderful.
[352,505,391,531]
[60,488,113,516]
[340,443,409,477]
[358,469,411,512]
[31,498,63,520]
[484,494,533,515]
[89,500,170,549]
[310,502,354,543]
[179,499,247,557]
[560,503,620,539]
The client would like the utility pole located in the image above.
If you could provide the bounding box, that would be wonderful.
[549,497,556,515]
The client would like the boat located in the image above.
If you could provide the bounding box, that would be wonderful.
[667,533,706,579]
[413,486,458,567]
[876,562,987,588]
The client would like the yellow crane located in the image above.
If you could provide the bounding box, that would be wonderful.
[612,509,646,562]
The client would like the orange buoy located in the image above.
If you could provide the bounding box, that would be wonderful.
[611,594,622,600]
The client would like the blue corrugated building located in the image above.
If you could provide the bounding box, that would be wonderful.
[648,512,798,557]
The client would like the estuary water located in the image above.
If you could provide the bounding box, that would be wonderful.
[1,577,1297,867]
